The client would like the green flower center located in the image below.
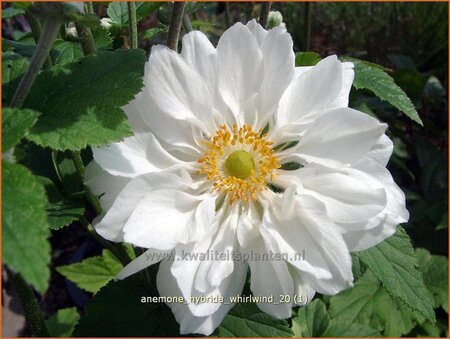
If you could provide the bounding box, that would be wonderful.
[225,150,255,179]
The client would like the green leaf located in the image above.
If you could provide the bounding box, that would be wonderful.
[91,26,113,50]
[107,2,160,26]
[295,52,322,66]
[329,271,417,336]
[357,227,436,322]
[291,299,328,337]
[46,307,80,337]
[416,248,448,312]
[24,49,146,150]
[2,107,40,151]
[217,302,293,337]
[343,56,423,125]
[51,40,83,65]
[143,27,166,40]
[2,7,25,19]
[37,176,85,230]
[73,270,180,336]
[2,51,29,104]
[56,249,123,293]
[2,161,50,293]
[323,322,381,337]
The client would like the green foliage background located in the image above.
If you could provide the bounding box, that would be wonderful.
[2,2,448,337]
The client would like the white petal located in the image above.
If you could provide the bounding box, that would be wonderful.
[216,22,263,115]
[157,258,246,335]
[123,190,216,250]
[288,265,316,305]
[329,61,354,109]
[125,91,203,159]
[181,31,216,89]
[168,207,246,318]
[245,234,294,318]
[194,207,239,293]
[255,26,295,124]
[276,55,343,127]
[280,164,387,224]
[343,220,398,252]
[363,134,394,167]
[84,161,130,211]
[93,171,187,242]
[146,45,216,133]
[289,107,386,167]
[246,19,267,46]
[262,193,353,295]
[116,248,170,280]
[92,132,184,178]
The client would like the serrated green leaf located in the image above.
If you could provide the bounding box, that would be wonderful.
[2,51,29,104]
[357,227,436,322]
[2,161,50,293]
[416,248,448,312]
[343,56,423,125]
[2,7,25,19]
[107,2,160,26]
[37,176,85,230]
[143,27,166,40]
[46,307,80,337]
[91,26,113,50]
[73,270,180,336]
[24,49,146,150]
[329,271,417,336]
[323,321,381,337]
[217,302,293,337]
[295,52,322,66]
[51,40,83,65]
[2,107,40,151]
[57,249,123,293]
[291,299,328,337]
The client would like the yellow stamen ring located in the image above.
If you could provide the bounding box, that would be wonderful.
[197,124,280,203]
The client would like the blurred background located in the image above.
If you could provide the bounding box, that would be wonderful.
[2,2,448,337]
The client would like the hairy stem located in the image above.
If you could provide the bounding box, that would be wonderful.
[166,2,185,51]
[258,2,272,29]
[8,270,50,337]
[10,17,61,108]
[85,2,94,14]
[79,216,131,266]
[182,14,193,33]
[225,2,232,27]
[75,22,96,55]
[128,2,138,49]
[304,2,312,51]
[26,12,53,69]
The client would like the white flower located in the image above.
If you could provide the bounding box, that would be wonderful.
[85,20,408,335]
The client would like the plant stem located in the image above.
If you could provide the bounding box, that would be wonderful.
[166,2,186,51]
[75,23,96,55]
[7,270,50,337]
[127,2,138,49]
[72,151,85,181]
[224,2,232,27]
[182,14,193,33]
[79,216,131,266]
[258,2,272,29]
[85,2,94,14]
[304,2,312,51]
[26,12,53,69]
[70,151,102,215]
[10,17,61,108]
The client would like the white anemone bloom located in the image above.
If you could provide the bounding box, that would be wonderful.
[85,20,408,335]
